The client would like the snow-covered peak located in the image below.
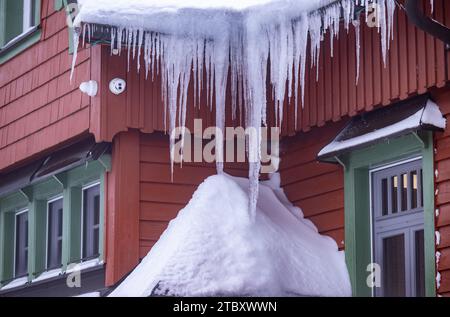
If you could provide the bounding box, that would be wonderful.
[110,173,351,297]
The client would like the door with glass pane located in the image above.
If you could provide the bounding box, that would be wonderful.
[371,158,425,297]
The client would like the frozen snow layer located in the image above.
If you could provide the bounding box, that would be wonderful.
[318,99,446,159]
[73,0,396,217]
[109,173,351,297]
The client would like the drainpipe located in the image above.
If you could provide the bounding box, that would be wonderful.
[405,0,450,45]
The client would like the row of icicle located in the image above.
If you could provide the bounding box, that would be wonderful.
[71,0,399,218]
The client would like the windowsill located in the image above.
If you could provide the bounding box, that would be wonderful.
[32,268,63,283]
[66,258,104,274]
[0,276,28,291]
[0,27,41,65]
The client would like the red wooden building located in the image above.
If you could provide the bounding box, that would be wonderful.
[0,0,449,297]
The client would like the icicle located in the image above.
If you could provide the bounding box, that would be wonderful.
[354,19,361,85]
[430,0,434,14]
[70,29,80,82]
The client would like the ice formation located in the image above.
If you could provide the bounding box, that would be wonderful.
[109,173,351,297]
[72,0,396,217]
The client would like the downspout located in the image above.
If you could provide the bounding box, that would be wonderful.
[404,0,450,45]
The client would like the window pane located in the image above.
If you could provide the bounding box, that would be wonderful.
[391,176,398,214]
[83,184,101,259]
[4,0,24,44]
[381,178,388,216]
[411,171,418,209]
[401,173,408,211]
[415,230,425,297]
[383,234,405,297]
[47,198,63,269]
[15,211,28,277]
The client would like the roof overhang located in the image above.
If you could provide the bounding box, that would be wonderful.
[317,95,446,163]
[0,137,111,198]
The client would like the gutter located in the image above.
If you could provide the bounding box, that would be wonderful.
[405,0,450,45]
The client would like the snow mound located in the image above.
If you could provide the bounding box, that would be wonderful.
[110,174,351,297]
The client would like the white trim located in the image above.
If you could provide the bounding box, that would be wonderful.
[22,0,33,31]
[31,267,62,283]
[45,196,63,270]
[370,156,422,173]
[80,181,101,261]
[65,258,103,274]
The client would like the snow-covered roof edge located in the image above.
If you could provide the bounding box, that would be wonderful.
[318,99,446,161]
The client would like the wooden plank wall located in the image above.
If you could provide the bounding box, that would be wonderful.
[138,133,250,258]
[433,89,450,297]
[96,0,449,143]
[279,121,348,250]
[0,0,91,172]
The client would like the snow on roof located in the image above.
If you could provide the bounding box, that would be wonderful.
[75,0,334,35]
[318,99,446,159]
[109,173,351,297]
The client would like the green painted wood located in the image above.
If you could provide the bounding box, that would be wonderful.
[0,29,41,64]
[98,173,106,261]
[54,0,64,11]
[0,0,6,48]
[341,131,436,297]
[62,186,82,267]
[34,0,41,26]
[0,159,107,283]
[0,212,15,284]
[28,200,47,279]
[422,132,437,296]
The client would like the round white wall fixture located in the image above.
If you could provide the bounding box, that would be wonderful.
[109,78,126,95]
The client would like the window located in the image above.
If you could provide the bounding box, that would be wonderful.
[372,158,425,297]
[82,184,101,260]
[47,197,63,270]
[0,0,39,49]
[14,210,28,278]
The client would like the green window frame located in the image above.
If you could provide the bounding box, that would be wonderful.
[0,0,41,65]
[0,159,109,288]
[338,131,436,297]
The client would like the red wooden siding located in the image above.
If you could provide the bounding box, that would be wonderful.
[433,89,450,297]
[0,0,92,172]
[279,121,348,250]
[138,133,250,259]
[93,1,449,143]
[105,130,141,286]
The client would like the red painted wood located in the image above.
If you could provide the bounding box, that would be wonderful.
[105,130,141,286]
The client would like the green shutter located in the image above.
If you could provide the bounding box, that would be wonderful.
[0,212,15,284]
